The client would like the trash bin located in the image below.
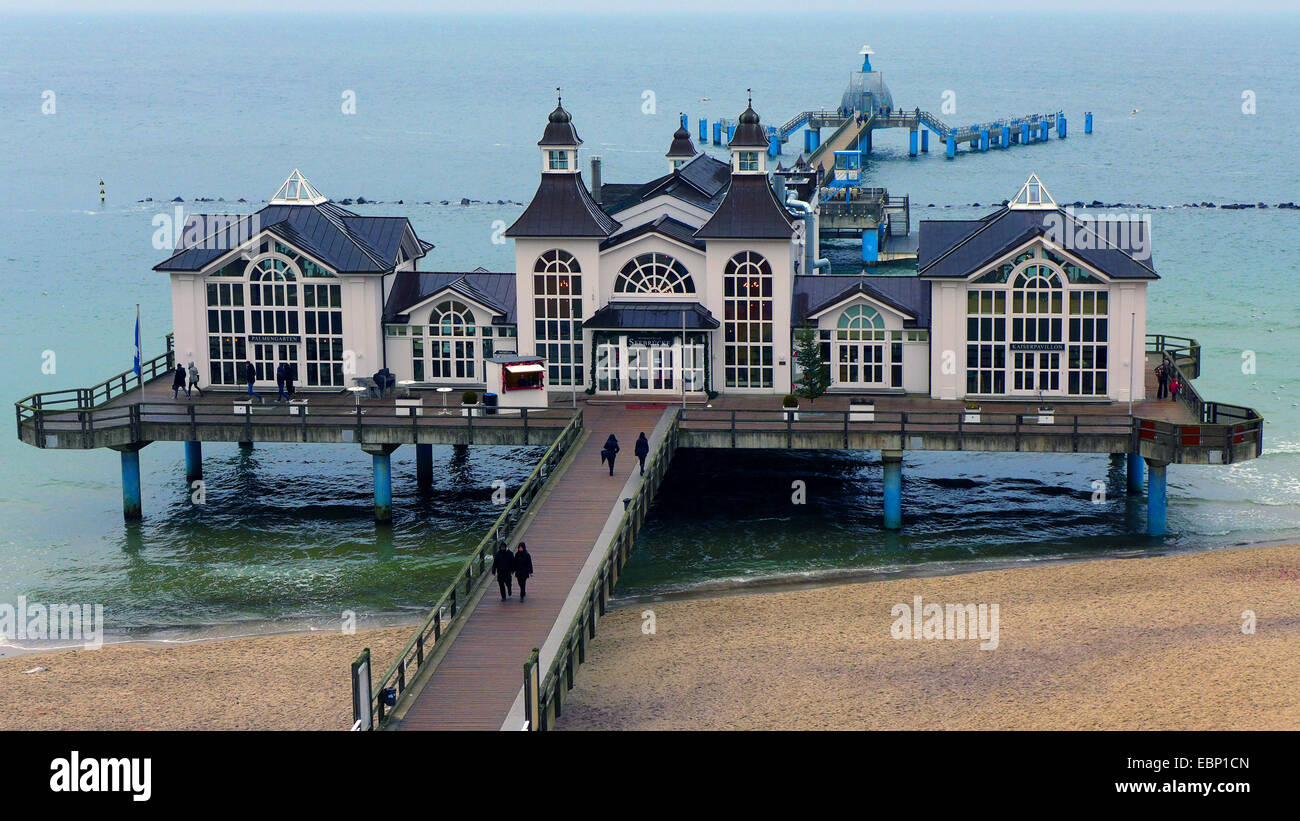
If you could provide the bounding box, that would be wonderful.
[484,392,498,416]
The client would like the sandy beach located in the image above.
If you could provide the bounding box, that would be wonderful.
[556,544,1300,730]
[0,626,413,731]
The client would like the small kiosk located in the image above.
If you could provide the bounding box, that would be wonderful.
[485,353,548,414]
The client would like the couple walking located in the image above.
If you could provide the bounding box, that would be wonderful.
[492,541,535,601]
[170,362,204,399]
[1155,362,1182,401]
[599,432,650,477]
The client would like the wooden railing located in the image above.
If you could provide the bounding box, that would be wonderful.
[523,412,680,731]
[14,334,174,441]
[355,408,585,730]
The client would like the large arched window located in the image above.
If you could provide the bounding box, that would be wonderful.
[1010,264,1062,392]
[614,252,695,294]
[205,245,343,388]
[428,300,477,379]
[533,249,583,386]
[723,251,773,389]
[834,305,885,386]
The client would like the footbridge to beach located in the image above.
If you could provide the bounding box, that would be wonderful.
[14,332,1262,730]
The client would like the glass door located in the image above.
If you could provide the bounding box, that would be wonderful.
[651,348,674,391]
[253,342,299,384]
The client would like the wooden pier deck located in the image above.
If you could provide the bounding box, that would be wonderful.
[387,403,671,731]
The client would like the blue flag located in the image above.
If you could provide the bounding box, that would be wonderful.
[133,307,141,377]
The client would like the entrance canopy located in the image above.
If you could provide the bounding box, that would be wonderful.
[583,301,719,331]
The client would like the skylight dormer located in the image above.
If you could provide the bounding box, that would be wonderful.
[270,170,328,205]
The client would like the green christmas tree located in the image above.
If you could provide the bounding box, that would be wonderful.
[793,327,830,406]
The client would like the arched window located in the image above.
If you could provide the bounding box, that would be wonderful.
[834,305,886,385]
[614,252,695,294]
[835,305,884,340]
[428,300,477,379]
[723,251,773,389]
[1011,264,1062,391]
[533,249,583,386]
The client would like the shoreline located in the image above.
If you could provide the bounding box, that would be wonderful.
[557,542,1300,731]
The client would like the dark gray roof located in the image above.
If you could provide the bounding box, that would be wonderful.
[729,103,769,149]
[538,102,582,147]
[667,124,697,158]
[506,173,619,238]
[583,301,720,330]
[600,154,731,215]
[600,215,705,251]
[792,275,932,329]
[694,175,795,239]
[154,201,430,274]
[918,206,1158,280]
[384,271,517,323]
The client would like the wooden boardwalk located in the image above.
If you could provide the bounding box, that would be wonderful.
[392,403,670,731]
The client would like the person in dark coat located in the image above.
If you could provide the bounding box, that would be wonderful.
[243,360,261,401]
[514,542,534,602]
[600,433,620,476]
[275,362,290,402]
[634,432,650,476]
[171,364,187,399]
[1155,363,1169,399]
[493,542,514,600]
[285,363,296,398]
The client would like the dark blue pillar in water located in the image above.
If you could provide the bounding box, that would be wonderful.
[727,124,735,142]
[861,227,879,263]
[908,129,918,157]
[768,133,780,157]
[1021,122,1031,144]
[365,445,398,523]
[1146,459,1168,537]
[980,129,989,151]
[416,443,433,489]
[1126,451,1145,495]
[1058,113,1067,138]
[1002,125,1012,148]
[120,448,142,520]
[882,451,902,530]
[946,134,956,158]
[185,440,202,483]
[1040,120,1049,141]
[1085,111,1093,134]
[698,118,707,142]
[713,121,722,145]
[921,129,929,152]
[680,113,688,129]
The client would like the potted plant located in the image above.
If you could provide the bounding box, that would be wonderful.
[963,400,981,424]
[461,390,479,417]
[782,394,800,422]
[849,397,875,422]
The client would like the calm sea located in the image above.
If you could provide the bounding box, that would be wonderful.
[1,12,1298,631]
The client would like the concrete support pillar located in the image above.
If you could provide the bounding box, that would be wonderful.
[980,129,989,151]
[112,445,147,521]
[921,129,929,152]
[713,122,722,145]
[698,117,707,142]
[1126,451,1145,495]
[946,135,956,158]
[185,441,203,483]
[1021,122,1031,144]
[1039,120,1049,141]
[1001,125,1011,147]
[908,128,918,157]
[860,128,872,156]
[1085,111,1093,134]
[416,443,433,490]
[882,450,903,530]
[363,444,400,523]
[1058,113,1067,138]
[1145,459,1168,537]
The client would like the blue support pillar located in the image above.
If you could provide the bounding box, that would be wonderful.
[882,451,902,530]
[1146,459,1168,537]
[698,118,707,142]
[980,129,989,151]
[1085,111,1093,134]
[908,129,918,157]
[1057,113,1067,138]
[945,134,956,158]
[1040,120,1049,141]
[185,440,202,483]
[1126,451,1145,495]
[365,444,398,523]
[1021,122,1031,144]
[416,443,433,490]
[727,124,735,142]
[713,121,721,145]
[680,113,688,129]
[921,129,929,152]
[861,227,879,264]
[1001,125,1011,148]
[768,133,780,157]
[119,447,142,521]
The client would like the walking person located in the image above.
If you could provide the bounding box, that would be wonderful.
[493,541,514,600]
[186,361,204,398]
[1170,375,1181,402]
[634,432,649,476]
[1155,362,1169,399]
[514,542,534,602]
[285,363,296,398]
[600,433,620,477]
[171,363,187,399]
[243,360,262,402]
[275,362,290,402]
